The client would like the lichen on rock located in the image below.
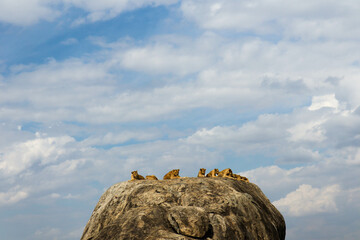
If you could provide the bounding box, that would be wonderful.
[81,177,286,240]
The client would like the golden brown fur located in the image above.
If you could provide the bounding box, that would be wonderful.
[218,168,234,178]
[146,175,158,180]
[163,169,181,180]
[206,168,219,177]
[233,173,250,183]
[197,168,206,177]
[131,171,145,181]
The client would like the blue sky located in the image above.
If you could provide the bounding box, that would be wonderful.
[1,1,360,239]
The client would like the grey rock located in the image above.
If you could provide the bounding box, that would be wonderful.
[167,206,210,238]
[81,177,285,240]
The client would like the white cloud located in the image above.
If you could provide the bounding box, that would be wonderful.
[50,193,61,198]
[45,158,87,176]
[0,0,179,26]
[275,147,322,164]
[1,2,360,239]
[108,139,222,177]
[308,94,339,111]
[65,0,178,24]
[273,184,340,216]
[184,116,288,152]
[120,44,210,75]
[0,0,59,26]
[180,0,360,40]
[288,120,326,142]
[0,135,75,177]
[346,187,360,208]
[0,186,28,206]
[0,58,113,122]
[241,165,305,197]
[63,193,80,199]
[81,129,161,146]
[184,109,327,160]
[106,33,221,76]
[2,32,360,125]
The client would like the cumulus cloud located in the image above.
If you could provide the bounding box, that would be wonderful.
[0,58,113,123]
[108,139,222,177]
[0,135,75,177]
[1,2,360,238]
[288,120,326,143]
[120,44,209,75]
[0,0,59,26]
[241,166,304,194]
[0,186,28,206]
[81,129,161,147]
[180,0,360,40]
[0,56,266,124]
[184,116,288,152]
[308,94,339,111]
[2,32,360,125]
[0,0,178,26]
[184,108,326,161]
[242,159,360,207]
[45,158,87,176]
[273,184,340,216]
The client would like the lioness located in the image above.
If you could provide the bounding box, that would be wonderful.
[131,171,145,181]
[218,168,234,179]
[146,175,158,180]
[206,168,219,177]
[197,168,206,177]
[163,169,181,180]
[233,173,249,182]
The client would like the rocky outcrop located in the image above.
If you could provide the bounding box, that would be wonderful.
[81,177,286,240]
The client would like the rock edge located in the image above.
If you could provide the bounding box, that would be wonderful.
[81,177,286,240]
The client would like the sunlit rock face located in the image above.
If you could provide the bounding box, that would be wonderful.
[81,177,286,240]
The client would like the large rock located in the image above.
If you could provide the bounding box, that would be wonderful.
[81,177,286,240]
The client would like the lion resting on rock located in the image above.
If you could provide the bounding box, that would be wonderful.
[130,171,145,181]
[206,168,219,177]
[146,175,158,180]
[197,168,206,177]
[218,168,234,179]
[130,168,249,182]
[233,173,249,182]
[217,168,250,182]
[163,169,181,180]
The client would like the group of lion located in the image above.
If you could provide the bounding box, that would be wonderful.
[131,168,249,182]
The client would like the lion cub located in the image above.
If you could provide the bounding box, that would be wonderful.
[206,168,219,177]
[233,173,249,183]
[146,175,158,180]
[163,169,181,180]
[218,168,234,179]
[197,168,206,177]
[131,171,145,181]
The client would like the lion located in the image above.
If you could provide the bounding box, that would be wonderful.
[146,175,158,180]
[163,169,181,180]
[233,173,249,183]
[131,171,145,181]
[197,168,206,177]
[240,176,249,183]
[218,168,234,179]
[206,168,219,177]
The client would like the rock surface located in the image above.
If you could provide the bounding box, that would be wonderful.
[81,177,286,240]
